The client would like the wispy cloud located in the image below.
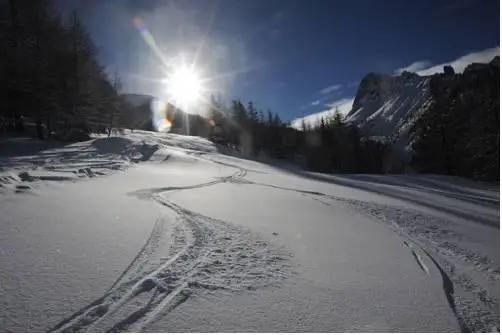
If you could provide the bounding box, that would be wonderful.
[394,60,431,75]
[394,47,499,77]
[308,94,334,107]
[319,84,342,95]
[417,47,499,76]
[347,81,359,88]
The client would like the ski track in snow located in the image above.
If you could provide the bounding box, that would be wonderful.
[49,166,291,333]
[47,150,498,332]
[307,197,498,332]
[5,137,495,332]
[153,156,499,333]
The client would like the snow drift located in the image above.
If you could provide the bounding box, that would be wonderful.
[0,130,216,194]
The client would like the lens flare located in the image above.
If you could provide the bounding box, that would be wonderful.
[150,98,172,132]
[132,16,171,68]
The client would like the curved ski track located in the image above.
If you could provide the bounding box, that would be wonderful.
[50,165,290,333]
[50,154,497,332]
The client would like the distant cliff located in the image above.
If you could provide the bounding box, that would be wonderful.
[346,71,431,145]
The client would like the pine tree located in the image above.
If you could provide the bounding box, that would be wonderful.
[1,1,125,140]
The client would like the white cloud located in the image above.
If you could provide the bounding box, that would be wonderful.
[417,47,499,76]
[394,47,499,77]
[394,60,431,75]
[291,97,355,130]
[319,84,342,95]
[307,94,336,108]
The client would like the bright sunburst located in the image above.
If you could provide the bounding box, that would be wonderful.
[133,14,262,119]
[166,65,203,108]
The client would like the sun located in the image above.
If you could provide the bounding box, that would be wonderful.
[166,65,203,107]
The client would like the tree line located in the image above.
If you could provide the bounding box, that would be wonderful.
[1,0,126,140]
[200,96,389,174]
[410,61,499,182]
[197,59,499,181]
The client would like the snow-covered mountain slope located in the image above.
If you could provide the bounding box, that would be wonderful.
[345,71,431,142]
[0,131,499,332]
[289,71,432,141]
[290,98,355,130]
[293,54,499,147]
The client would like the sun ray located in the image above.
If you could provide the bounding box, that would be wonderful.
[200,61,270,85]
[191,0,221,72]
[121,72,168,85]
[133,16,174,71]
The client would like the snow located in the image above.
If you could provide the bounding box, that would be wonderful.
[0,131,499,332]
[0,131,215,194]
[290,98,355,130]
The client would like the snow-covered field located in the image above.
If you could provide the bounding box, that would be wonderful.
[0,131,499,332]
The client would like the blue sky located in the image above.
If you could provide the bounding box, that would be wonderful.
[55,0,500,122]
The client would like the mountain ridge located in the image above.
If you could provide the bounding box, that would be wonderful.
[292,55,499,152]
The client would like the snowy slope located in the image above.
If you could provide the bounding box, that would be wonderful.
[0,131,499,332]
[290,98,355,130]
[0,130,216,194]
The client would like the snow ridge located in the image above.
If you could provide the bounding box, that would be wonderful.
[0,131,217,194]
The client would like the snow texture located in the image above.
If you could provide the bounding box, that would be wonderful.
[0,131,215,194]
[0,130,498,332]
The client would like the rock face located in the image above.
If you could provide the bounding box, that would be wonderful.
[346,71,431,147]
